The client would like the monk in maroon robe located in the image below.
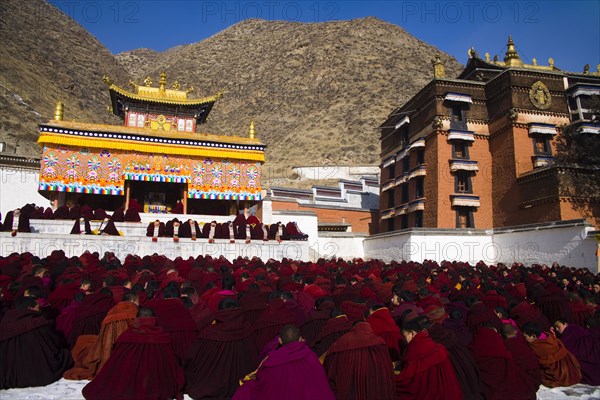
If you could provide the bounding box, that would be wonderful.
[53,204,70,219]
[312,309,352,356]
[366,305,402,361]
[109,207,124,222]
[68,289,115,347]
[184,299,257,399]
[554,318,600,385]
[0,296,72,389]
[429,320,484,400]
[300,297,335,345]
[82,307,185,400]
[324,322,395,400]
[502,323,542,399]
[522,321,582,388]
[70,218,93,234]
[146,220,166,238]
[124,207,141,222]
[96,218,120,236]
[144,284,198,363]
[179,219,201,240]
[471,326,531,400]
[395,315,463,399]
[64,293,138,380]
[252,295,307,353]
[233,324,335,400]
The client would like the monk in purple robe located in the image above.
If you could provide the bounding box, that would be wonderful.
[82,307,185,400]
[554,318,600,385]
[233,324,335,400]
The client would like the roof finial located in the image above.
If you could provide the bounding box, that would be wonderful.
[432,55,446,79]
[54,100,64,121]
[159,71,167,94]
[504,35,523,67]
[249,120,256,139]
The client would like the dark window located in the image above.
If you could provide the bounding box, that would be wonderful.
[415,177,424,199]
[455,172,472,194]
[387,188,395,208]
[402,157,410,173]
[533,136,552,155]
[387,217,394,232]
[401,126,409,148]
[452,142,469,159]
[387,163,396,180]
[416,149,425,165]
[450,104,467,130]
[456,207,474,228]
[414,211,423,228]
[401,184,409,203]
[401,215,409,229]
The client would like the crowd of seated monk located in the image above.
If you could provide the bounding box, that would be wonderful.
[1,253,600,398]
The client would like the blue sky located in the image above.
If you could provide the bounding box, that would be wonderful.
[49,0,599,72]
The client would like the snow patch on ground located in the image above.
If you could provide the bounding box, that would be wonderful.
[0,378,599,399]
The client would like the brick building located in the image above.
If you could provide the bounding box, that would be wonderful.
[379,37,600,232]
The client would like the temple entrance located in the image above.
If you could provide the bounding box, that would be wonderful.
[128,180,185,214]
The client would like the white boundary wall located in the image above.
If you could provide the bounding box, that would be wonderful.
[0,233,310,262]
[0,165,48,218]
[363,221,598,270]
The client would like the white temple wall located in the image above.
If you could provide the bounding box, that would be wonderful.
[292,165,379,181]
[363,221,599,270]
[0,166,48,218]
[0,232,310,262]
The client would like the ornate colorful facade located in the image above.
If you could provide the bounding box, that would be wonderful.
[37,73,265,213]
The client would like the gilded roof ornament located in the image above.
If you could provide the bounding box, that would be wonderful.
[249,120,256,139]
[128,80,138,90]
[503,35,523,67]
[485,53,490,62]
[172,80,181,90]
[102,75,112,85]
[159,71,167,93]
[432,55,446,79]
[186,86,195,94]
[144,76,152,87]
[54,100,64,121]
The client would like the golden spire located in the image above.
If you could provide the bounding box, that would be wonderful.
[54,100,64,121]
[159,71,167,94]
[249,120,256,139]
[504,35,523,67]
[432,55,446,79]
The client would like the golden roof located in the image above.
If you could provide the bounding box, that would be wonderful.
[104,73,222,106]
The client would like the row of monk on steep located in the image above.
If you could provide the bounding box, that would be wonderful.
[145,219,308,241]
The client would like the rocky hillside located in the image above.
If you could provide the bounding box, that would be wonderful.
[1,0,463,175]
[118,18,463,175]
[0,0,130,156]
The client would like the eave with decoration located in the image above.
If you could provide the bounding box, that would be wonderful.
[37,72,266,215]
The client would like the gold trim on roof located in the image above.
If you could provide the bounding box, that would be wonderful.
[37,132,265,162]
[104,74,222,106]
[42,120,264,146]
[475,36,561,72]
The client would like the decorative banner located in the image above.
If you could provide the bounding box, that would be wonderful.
[39,145,262,199]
